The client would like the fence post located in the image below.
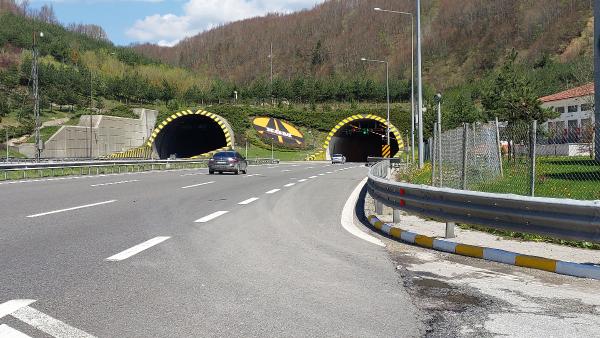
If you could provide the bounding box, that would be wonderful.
[445,222,456,238]
[461,123,468,190]
[495,117,504,177]
[431,123,437,186]
[530,120,537,197]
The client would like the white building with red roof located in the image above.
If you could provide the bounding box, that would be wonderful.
[539,83,594,144]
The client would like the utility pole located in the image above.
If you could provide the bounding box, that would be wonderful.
[595,0,600,161]
[269,42,274,104]
[32,31,43,162]
[416,0,424,168]
[5,129,8,162]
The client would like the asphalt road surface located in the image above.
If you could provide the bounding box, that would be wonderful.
[0,162,424,337]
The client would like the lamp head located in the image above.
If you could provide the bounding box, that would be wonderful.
[434,93,442,102]
[360,57,367,61]
[374,7,382,11]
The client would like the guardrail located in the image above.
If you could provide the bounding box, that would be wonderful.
[367,160,600,243]
[366,157,407,168]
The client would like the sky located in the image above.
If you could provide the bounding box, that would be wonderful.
[24,0,325,46]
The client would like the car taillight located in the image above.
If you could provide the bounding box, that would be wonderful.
[229,158,238,163]
[209,158,214,162]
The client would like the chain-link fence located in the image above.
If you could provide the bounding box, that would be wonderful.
[408,120,600,201]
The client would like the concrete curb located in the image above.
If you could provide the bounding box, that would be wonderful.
[367,215,600,280]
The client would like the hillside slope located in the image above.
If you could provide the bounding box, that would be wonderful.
[133,0,593,89]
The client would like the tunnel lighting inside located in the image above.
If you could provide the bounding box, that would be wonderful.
[154,115,227,159]
[329,119,399,162]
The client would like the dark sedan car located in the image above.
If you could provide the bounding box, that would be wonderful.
[208,151,248,175]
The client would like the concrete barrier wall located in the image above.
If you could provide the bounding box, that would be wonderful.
[19,108,157,158]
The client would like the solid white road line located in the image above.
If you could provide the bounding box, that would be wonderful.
[90,179,139,187]
[0,324,31,338]
[283,183,295,187]
[0,300,36,320]
[195,211,229,223]
[266,189,280,194]
[341,178,385,247]
[238,197,259,205]
[181,181,215,189]
[298,179,307,182]
[11,305,95,338]
[105,236,171,261]
[26,200,117,218]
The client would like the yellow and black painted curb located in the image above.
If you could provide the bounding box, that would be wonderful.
[146,109,234,149]
[323,114,403,158]
[106,145,152,159]
[367,215,600,280]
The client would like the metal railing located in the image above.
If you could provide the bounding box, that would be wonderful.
[367,160,600,243]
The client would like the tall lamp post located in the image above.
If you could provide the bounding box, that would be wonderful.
[32,31,44,162]
[361,57,390,146]
[374,7,415,162]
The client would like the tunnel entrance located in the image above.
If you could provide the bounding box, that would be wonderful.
[329,119,400,162]
[154,115,227,159]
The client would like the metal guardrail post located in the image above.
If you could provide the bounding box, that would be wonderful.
[445,222,456,238]
[530,120,537,197]
[375,200,383,214]
[393,209,401,223]
[461,123,468,190]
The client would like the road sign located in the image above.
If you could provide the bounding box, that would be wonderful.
[0,299,95,337]
[382,144,391,158]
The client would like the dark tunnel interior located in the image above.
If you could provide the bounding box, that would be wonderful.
[154,115,227,159]
[329,119,399,162]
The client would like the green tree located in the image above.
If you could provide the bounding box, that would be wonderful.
[482,51,555,123]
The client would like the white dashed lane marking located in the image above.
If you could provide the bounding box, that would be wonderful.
[238,197,259,205]
[284,183,295,187]
[195,211,229,223]
[298,179,307,182]
[266,189,280,194]
[105,236,171,261]
[26,200,117,218]
[181,181,215,189]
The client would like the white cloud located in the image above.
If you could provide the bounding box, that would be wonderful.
[126,0,324,45]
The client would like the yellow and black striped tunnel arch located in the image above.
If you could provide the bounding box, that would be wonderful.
[323,114,404,161]
[147,109,234,159]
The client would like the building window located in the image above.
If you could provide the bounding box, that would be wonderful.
[567,105,578,113]
[567,119,579,142]
[581,118,593,142]
[555,106,565,114]
[581,103,593,112]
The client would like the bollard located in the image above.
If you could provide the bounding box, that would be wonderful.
[393,209,401,223]
[445,222,456,239]
[375,200,383,214]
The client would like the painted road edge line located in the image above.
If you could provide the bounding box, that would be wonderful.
[238,197,259,205]
[26,200,117,218]
[181,181,215,189]
[106,236,171,261]
[341,179,385,247]
[366,215,600,280]
[91,179,139,187]
[195,211,229,223]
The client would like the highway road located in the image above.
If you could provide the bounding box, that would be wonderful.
[0,162,424,337]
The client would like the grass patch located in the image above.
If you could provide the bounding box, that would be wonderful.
[26,126,61,143]
[458,223,600,250]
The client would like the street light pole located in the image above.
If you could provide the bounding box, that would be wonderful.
[32,31,43,162]
[416,0,424,168]
[374,7,415,161]
[361,57,391,146]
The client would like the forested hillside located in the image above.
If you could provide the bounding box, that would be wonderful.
[134,0,593,93]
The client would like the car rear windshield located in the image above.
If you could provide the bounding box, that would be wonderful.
[214,152,236,158]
